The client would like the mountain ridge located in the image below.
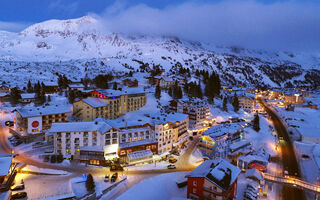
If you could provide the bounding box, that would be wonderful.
[0,16,319,89]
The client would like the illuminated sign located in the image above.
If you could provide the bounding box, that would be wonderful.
[32,121,39,128]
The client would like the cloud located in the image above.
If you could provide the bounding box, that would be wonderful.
[96,0,320,52]
[0,21,29,32]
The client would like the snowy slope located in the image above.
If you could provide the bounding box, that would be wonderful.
[0,16,319,88]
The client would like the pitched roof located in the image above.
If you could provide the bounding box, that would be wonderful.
[21,93,36,99]
[49,121,113,134]
[0,154,14,176]
[189,159,241,191]
[15,104,71,118]
[82,98,108,108]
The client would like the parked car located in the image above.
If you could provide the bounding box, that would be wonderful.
[10,184,25,191]
[111,173,118,182]
[11,192,27,199]
[167,164,176,169]
[104,175,109,182]
[5,121,14,127]
[169,157,177,163]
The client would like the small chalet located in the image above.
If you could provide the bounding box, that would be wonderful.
[0,85,10,93]
[122,78,138,87]
[187,159,241,200]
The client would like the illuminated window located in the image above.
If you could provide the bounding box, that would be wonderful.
[193,188,197,193]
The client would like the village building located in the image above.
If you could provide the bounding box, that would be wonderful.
[43,83,59,94]
[238,96,255,112]
[48,120,120,164]
[68,83,85,92]
[0,154,17,192]
[284,94,305,104]
[74,89,146,120]
[122,78,138,87]
[159,77,176,89]
[187,159,241,200]
[170,99,210,126]
[20,93,36,104]
[0,85,10,93]
[13,104,71,143]
[198,123,245,159]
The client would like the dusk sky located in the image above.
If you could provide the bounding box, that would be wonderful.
[0,0,319,51]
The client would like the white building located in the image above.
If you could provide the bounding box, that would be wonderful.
[48,120,120,162]
[170,99,210,126]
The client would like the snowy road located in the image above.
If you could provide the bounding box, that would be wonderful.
[259,98,306,200]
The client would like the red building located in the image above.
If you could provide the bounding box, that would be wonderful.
[187,159,241,200]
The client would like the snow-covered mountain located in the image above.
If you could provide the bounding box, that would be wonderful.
[1,16,320,88]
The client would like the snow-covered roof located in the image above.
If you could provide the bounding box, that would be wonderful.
[89,88,145,97]
[81,97,108,108]
[121,127,152,133]
[245,168,264,181]
[102,112,188,129]
[21,93,36,99]
[203,123,243,138]
[128,149,153,160]
[119,139,157,149]
[189,159,241,191]
[229,140,251,151]
[49,121,113,134]
[0,92,9,97]
[0,154,14,176]
[238,149,270,164]
[15,104,71,118]
[161,76,174,82]
[69,83,84,88]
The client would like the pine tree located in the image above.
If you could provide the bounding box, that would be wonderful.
[68,90,75,103]
[232,94,239,112]
[10,87,21,105]
[85,174,95,192]
[168,87,173,97]
[113,82,118,90]
[155,85,161,99]
[223,97,228,112]
[253,114,260,132]
[27,80,33,93]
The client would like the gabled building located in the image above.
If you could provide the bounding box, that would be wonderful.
[122,78,138,87]
[0,154,17,192]
[13,104,71,143]
[20,93,36,104]
[43,83,59,94]
[73,98,108,121]
[159,77,175,89]
[187,159,241,200]
[199,123,245,159]
[170,99,210,126]
[238,96,255,112]
[68,83,85,92]
[0,85,10,93]
[48,120,120,164]
[82,89,146,119]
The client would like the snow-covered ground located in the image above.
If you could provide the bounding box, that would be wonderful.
[21,165,69,175]
[115,172,189,200]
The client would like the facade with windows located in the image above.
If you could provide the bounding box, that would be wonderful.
[238,96,255,112]
[187,159,241,200]
[13,105,71,143]
[74,90,146,120]
[169,99,210,126]
[49,120,120,163]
